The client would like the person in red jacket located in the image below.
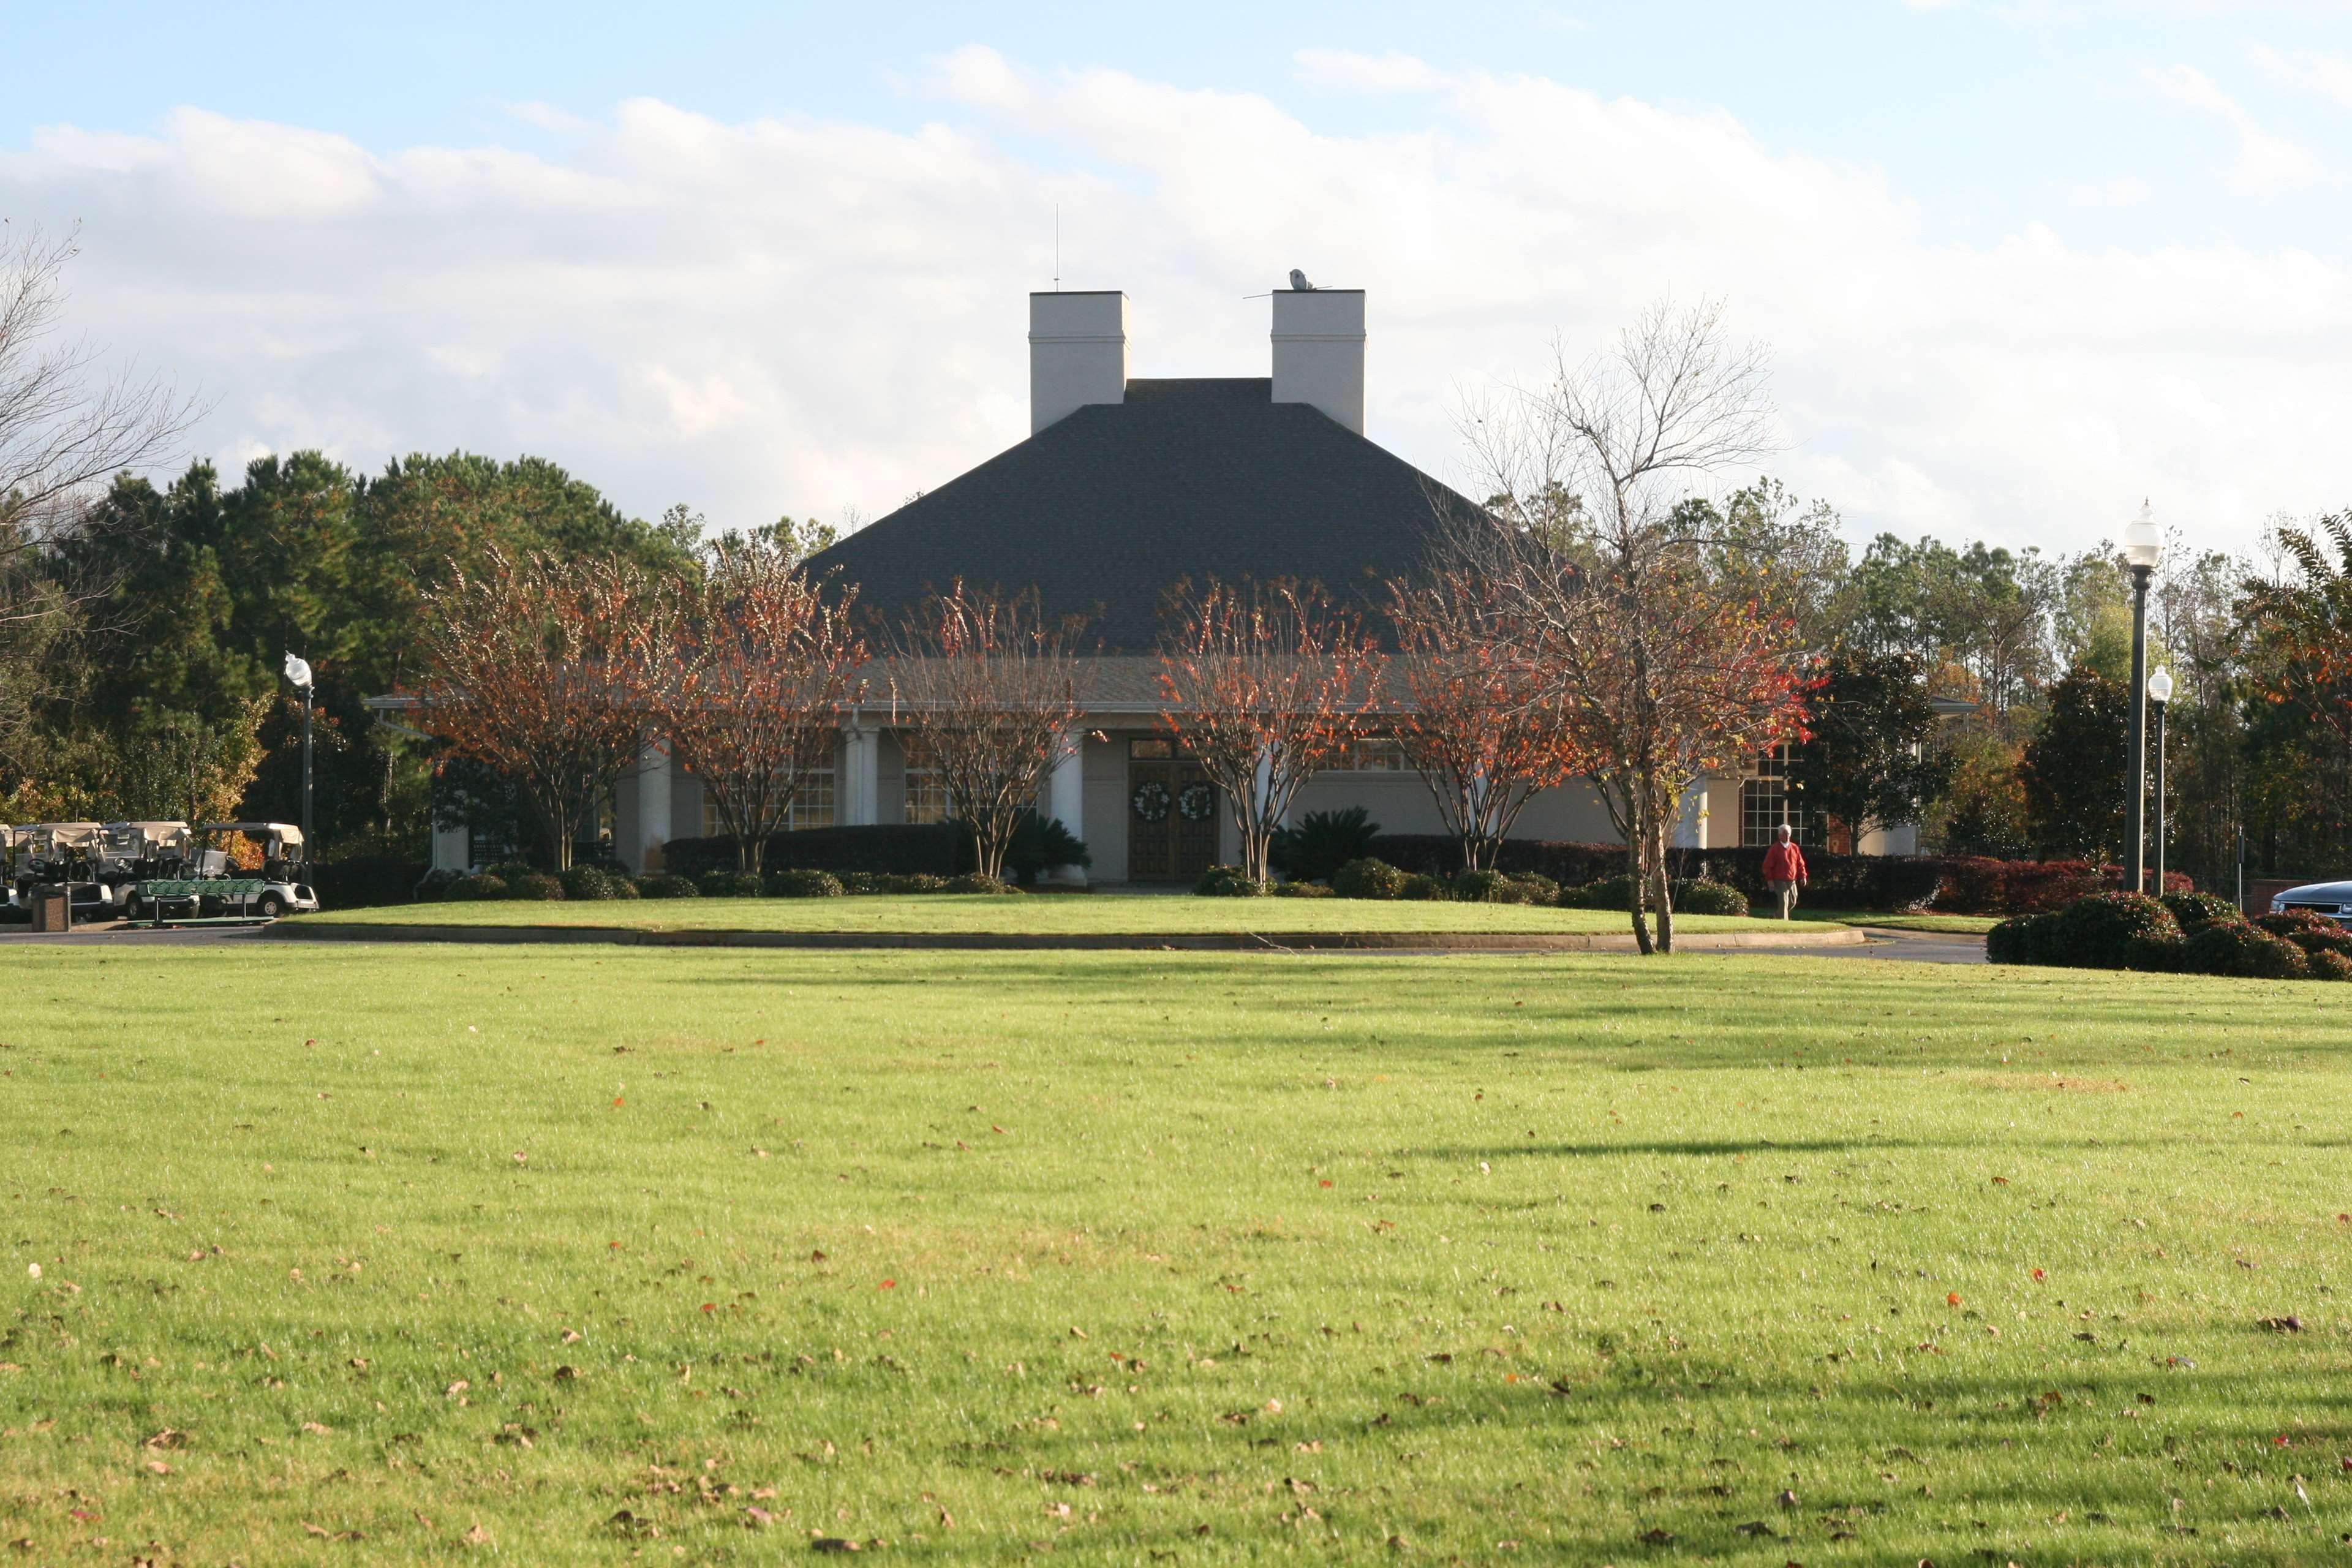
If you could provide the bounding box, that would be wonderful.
[1762,824,1807,919]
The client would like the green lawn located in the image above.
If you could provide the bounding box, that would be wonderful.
[306,892,1787,936]
[2,941,2345,1564]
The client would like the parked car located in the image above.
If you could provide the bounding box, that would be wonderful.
[2271,880,2352,925]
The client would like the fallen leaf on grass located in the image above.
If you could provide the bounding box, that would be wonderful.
[144,1429,186,1450]
[2258,1316,2304,1333]
[462,1524,490,1545]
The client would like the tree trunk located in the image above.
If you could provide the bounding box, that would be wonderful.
[1650,813,1676,954]
[1624,780,1654,956]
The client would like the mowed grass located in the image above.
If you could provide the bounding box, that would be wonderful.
[307,893,1786,937]
[1,943,2347,1565]
[1803,912,2003,936]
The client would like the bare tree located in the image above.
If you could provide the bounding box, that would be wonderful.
[888,582,1086,881]
[417,549,657,870]
[647,538,867,874]
[1457,298,1810,952]
[1386,565,1587,871]
[1156,578,1384,885]
[0,224,203,758]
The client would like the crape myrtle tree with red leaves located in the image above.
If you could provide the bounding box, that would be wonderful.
[1386,564,1589,872]
[647,536,867,875]
[1155,578,1384,886]
[1457,297,1815,952]
[417,548,656,870]
[887,581,1087,881]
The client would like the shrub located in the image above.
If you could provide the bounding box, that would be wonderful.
[507,872,565,901]
[1450,869,1564,905]
[941,873,1016,895]
[2308,949,2352,982]
[635,873,699,899]
[1674,878,1750,917]
[1398,872,1449,901]
[447,873,508,901]
[2046,892,2181,970]
[1194,865,1268,897]
[1985,914,2034,964]
[766,869,845,899]
[1558,875,1633,911]
[1273,880,1332,898]
[2180,922,2310,980]
[413,869,463,902]
[699,871,763,898]
[2255,909,2352,959]
[1332,858,1408,900]
[557,865,622,901]
[1001,810,1092,886]
[1272,807,1382,884]
[877,873,948,894]
[2162,891,2242,935]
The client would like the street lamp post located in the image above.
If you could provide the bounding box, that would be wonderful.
[2148,666,2173,896]
[2119,502,2164,894]
[283,653,315,848]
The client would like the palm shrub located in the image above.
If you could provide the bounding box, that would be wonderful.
[1272,808,1381,884]
[999,809,1093,886]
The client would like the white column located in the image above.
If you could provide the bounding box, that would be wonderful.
[1671,778,1708,850]
[845,725,881,827]
[1047,733,1087,885]
[431,823,470,873]
[634,741,671,872]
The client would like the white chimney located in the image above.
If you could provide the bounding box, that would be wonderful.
[1270,287,1365,435]
[1029,291,1128,434]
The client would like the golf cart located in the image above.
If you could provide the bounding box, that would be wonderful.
[129,821,319,922]
[4,823,129,924]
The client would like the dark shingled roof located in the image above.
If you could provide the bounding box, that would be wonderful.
[804,378,1483,652]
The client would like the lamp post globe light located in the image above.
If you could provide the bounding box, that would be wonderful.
[2119,502,2163,894]
[2147,666,2173,896]
[283,653,315,848]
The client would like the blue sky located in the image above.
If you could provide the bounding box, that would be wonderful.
[5,1,2348,554]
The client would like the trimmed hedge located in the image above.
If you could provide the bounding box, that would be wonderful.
[1332,858,1409,900]
[2180,922,2309,979]
[1361,835,2188,915]
[508,872,565,902]
[2162,891,2242,935]
[2255,908,2352,959]
[698,871,763,897]
[1558,875,1750,916]
[308,854,428,911]
[635,873,698,899]
[1194,866,1268,897]
[661,825,962,880]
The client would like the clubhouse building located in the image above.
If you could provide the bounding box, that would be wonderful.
[427,283,1918,882]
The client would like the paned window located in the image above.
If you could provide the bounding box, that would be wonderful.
[1317,736,1411,772]
[1740,748,1816,846]
[699,762,837,836]
[901,737,951,825]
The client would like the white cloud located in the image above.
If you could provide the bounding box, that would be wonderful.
[2245,39,2352,104]
[1294,50,1454,94]
[1,51,2345,560]
[2142,61,2318,186]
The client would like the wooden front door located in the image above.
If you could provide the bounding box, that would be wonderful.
[1126,740,1219,881]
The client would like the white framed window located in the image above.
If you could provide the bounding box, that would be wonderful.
[1317,736,1411,773]
[901,736,951,824]
[1740,747,1811,846]
[699,762,837,837]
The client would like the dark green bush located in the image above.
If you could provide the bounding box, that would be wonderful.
[1674,878,1750,916]
[1194,865,1268,897]
[2255,909,2352,958]
[1273,880,1332,898]
[2308,949,2352,981]
[507,872,565,901]
[2162,891,2242,935]
[877,873,948,894]
[2047,892,2181,970]
[2180,921,2309,979]
[1332,858,1408,900]
[1558,875,1633,910]
[941,873,1016,895]
[635,873,699,899]
[766,869,845,899]
[1398,872,1448,901]
[557,865,622,900]
[447,873,508,901]
[698,871,763,898]
[1272,807,1381,884]
[1450,869,1563,906]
